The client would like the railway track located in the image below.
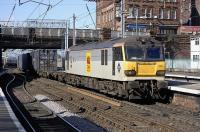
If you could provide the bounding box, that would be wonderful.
[4,74,35,132]
[3,73,80,132]
[25,77,200,132]
[27,80,136,131]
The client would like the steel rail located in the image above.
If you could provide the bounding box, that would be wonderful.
[34,79,178,131]
[18,74,81,132]
[17,74,37,103]
[5,74,36,132]
[32,81,138,131]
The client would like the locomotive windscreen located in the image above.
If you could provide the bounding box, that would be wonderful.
[125,45,164,61]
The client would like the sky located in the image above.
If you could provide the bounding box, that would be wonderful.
[0,0,96,29]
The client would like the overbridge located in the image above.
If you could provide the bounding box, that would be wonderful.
[0,20,102,49]
[0,19,149,49]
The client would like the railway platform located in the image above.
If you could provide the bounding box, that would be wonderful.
[0,88,25,132]
[0,69,25,131]
[166,72,200,111]
[166,72,200,95]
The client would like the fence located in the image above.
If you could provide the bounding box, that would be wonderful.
[111,31,149,38]
[166,59,200,72]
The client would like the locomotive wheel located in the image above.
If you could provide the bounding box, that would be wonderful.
[159,89,174,104]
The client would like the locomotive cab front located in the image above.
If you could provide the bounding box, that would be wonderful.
[124,43,165,77]
[113,38,168,100]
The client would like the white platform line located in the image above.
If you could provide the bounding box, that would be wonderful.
[0,88,25,132]
[166,74,200,80]
[168,86,200,95]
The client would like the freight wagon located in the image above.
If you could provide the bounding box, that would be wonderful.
[17,53,32,71]
[31,49,57,73]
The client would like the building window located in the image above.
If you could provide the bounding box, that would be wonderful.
[167,9,170,19]
[159,8,164,19]
[141,8,147,18]
[195,39,199,45]
[171,0,177,2]
[193,55,199,61]
[171,9,177,19]
[115,6,121,18]
[147,8,153,18]
[142,8,152,18]
[129,6,139,18]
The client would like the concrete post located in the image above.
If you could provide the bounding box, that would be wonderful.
[73,14,76,46]
[0,49,2,69]
[121,0,125,38]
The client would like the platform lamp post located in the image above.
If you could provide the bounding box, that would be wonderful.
[64,20,69,70]
[136,15,138,36]
[121,0,125,38]
[65,20,69,52]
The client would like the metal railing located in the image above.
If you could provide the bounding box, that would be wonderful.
[166,59,200,72]
[111,31,150,38]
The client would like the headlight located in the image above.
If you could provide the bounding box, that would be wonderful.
[124,70,136,76]
[156,70,165,76]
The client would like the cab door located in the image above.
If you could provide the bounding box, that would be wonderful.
[112,46,123,78]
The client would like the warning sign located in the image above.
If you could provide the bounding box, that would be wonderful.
[86,52,91,73]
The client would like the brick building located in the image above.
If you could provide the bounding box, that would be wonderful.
[95,0,180,35]
[196,0,200,13]
[190,0,200,26]
[179,0,200,26]
[180,0,191,25]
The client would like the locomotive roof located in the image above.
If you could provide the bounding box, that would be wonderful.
[69,37,162,51]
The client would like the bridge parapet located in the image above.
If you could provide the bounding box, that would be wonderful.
[0,26,101,39]
[0,20,102,39]
[0,19,66,28]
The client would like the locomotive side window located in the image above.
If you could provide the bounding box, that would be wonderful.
[105,50,108,65]
[101,49,108,65]
[101,50,105,65]
[113,47,123,61]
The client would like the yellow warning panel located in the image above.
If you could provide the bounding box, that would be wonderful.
[86,52,91,73]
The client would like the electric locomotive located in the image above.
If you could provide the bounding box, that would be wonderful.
[64,36,168,100]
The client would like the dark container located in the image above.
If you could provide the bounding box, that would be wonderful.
[0,49,2,68]
[57,52,65,71]
[31,49,57,72]
[17,53,31,71]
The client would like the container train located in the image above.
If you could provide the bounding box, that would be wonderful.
[4,56,17,67]
[17,49,57,72]
[17,37,170,101]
